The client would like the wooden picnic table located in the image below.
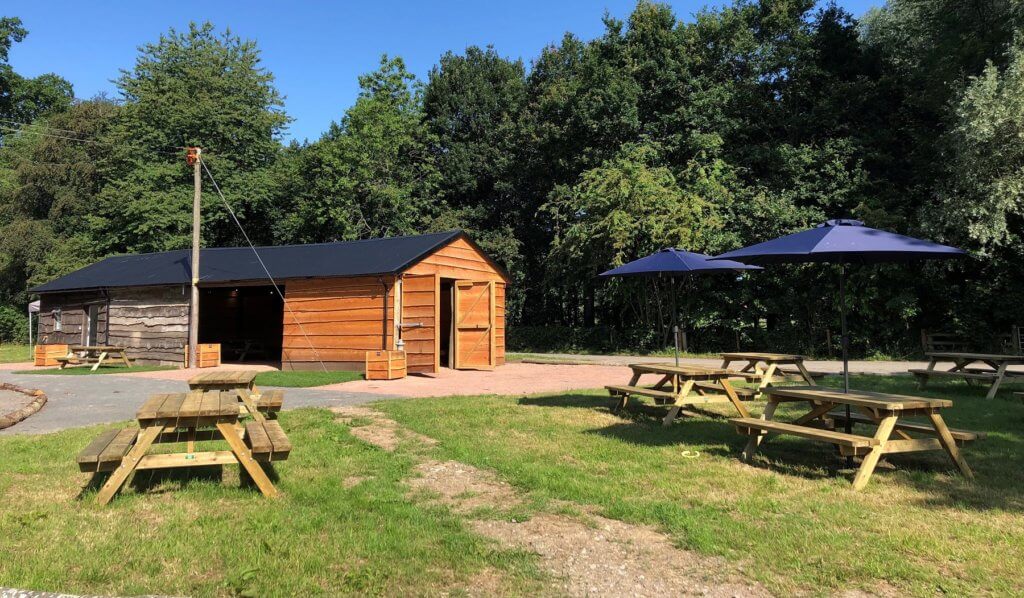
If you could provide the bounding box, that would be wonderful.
[187,370,281,421]
[731,386,982,490]
[910,352,1024,399]
[719,352,822,398]
[606,363,751,426]
[58,345,132,371]
[77,390,291,505]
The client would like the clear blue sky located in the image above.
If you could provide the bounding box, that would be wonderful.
[8,1,881,143]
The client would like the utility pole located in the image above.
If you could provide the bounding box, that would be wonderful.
[186,147,202,369]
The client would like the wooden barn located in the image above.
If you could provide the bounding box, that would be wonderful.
[31,231,508,373]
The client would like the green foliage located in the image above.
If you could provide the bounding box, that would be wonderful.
[0,304,26,343]
[2,3,1023,356]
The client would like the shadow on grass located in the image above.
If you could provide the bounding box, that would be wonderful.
[519,384,1024,512]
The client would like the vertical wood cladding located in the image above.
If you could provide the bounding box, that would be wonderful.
[38,285,189,365]
[281,276,395,370]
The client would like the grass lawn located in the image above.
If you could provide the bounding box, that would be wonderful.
[377,375,1024,596]
[2,375,1022,595]
[0,409,543,596]
[254,370,363,387]
[12,365,177,375]
[0,344,32,363]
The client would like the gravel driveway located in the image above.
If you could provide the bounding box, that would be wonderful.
[0,371,394,435]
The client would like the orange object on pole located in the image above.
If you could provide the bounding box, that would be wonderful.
[185,147,200,166]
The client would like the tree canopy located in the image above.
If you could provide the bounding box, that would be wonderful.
[1,2,1022,355]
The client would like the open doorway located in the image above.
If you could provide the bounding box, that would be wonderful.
[199,285,284,364]
[439,279,454,368]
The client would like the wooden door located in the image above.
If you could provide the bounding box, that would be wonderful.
[453,280,495,370]
[401,274,438,373]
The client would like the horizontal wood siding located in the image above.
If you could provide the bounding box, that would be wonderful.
[107,286,189,365]
[405,237,507,368]
[495,282,506,365]
[39,286,189,365]
[38,291,107,346]
[281,276,394,370]
[401,273,437,374]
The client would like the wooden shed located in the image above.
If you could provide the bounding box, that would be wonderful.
[32,231,508,373]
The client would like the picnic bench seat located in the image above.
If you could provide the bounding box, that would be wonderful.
[605,385,677,403]
[77,428,138,472]
[830,411,985,444]
[731,417,878,448]
[255,389,285,413]
[695,381,758,399]
[245,420,292,462]
[909,368,997,381]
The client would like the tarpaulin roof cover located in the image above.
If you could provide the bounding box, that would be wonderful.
[711,219,966,264]
[32,230,466,293]
[599,248,761,277]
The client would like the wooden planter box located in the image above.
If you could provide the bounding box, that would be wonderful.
[365,350,406,380]
[34,344,69,367]
[184,343,221,368]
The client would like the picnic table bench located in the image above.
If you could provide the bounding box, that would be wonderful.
[78,390,291,505]
[731,386,980,490]
[56,345,132,371]
[909,352,1024,399]
[719,352,826,399]
[188,370,280,421]
[607,363,751,426]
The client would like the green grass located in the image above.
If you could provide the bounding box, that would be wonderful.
[0,344,32,363]
[376,375,1024,596]
[12,365,177,376]
[0,409,544,596]
[254,370,363,387]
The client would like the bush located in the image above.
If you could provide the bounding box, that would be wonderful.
[0,305,27,344]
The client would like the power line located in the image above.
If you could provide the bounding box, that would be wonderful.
[0,123,184,157]
[0,117,95,136]
[199,156,329,373]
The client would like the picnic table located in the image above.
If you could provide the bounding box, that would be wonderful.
[909,352,1024,399]
[57,345,132,371]
[188,370,282,421]
[77,390,291,505]
[607,363,751,426]
[731,386,983,490]
[719,352,824,398]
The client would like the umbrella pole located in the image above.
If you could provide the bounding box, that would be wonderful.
[672,278,680,366]
[840,263,853,468]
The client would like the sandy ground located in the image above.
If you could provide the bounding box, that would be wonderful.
[0,388,33,413]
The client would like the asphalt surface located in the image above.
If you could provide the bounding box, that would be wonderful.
[0,371,395,435]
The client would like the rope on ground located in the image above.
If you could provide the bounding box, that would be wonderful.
[200,157,329,373]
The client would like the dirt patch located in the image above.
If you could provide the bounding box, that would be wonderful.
[336,405,772,597]
[410,460,522,513]
[331,406,436,451]
[342,475,372,489]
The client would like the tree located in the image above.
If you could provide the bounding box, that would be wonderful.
[0,17,73,140]
[289,55,435,242]
[93,22,289,254]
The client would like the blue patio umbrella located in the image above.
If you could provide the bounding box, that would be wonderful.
[711,219,968,392]
[600,249,761,364]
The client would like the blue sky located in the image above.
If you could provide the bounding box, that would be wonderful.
[8,1,880,142]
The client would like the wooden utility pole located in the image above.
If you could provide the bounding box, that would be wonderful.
[187,147,202,369]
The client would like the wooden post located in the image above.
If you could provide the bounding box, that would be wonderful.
[188,147,202,370]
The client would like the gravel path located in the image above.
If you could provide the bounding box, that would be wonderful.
[0,371,395,435]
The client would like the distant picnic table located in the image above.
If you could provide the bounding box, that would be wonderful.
[719,352,824,398]
[188,370,281,421]
[607,363,751,426]
[77,390,291,505]
[909,352,1024,399]
[57,345,132,371]
[731,386,983,490]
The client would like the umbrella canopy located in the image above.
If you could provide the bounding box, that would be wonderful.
[601,249,760,364]
[710,218,967,392]
[712,219,966,264]
[600,248,761,278]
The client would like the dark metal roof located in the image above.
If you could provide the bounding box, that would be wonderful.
[32,230,469,293]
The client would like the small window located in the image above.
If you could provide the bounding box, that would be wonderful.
[53,308,62,332]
